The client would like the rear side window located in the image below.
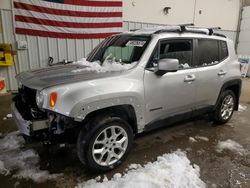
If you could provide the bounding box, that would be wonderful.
[198,39,219,66]
[219,41,228,61]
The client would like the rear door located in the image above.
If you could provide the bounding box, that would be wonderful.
[194,39,229,110]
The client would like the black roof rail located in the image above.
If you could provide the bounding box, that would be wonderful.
[207,27,226,38]
[208,29,213,35]
[205,27,221,35]
[154,23,194,34]
[153,25,226,38]
[213,33,227,38]
[179,23,194,32]
[186,30,208,35]
[154,28,180,34]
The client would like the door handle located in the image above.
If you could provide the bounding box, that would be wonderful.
[218,70,227,76]
[184,74,196,83]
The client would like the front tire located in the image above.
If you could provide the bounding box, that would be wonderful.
[77,115,133,172]
[213,90,236,124]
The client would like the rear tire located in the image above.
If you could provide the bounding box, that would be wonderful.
[213,90,236,124]
[77,115,133,172]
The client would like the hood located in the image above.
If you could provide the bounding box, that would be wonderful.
[16,64,124,90]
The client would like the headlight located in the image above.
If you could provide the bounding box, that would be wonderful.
[18,82,23,89]
[36,91,44,107]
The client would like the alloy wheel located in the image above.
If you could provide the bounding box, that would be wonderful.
[92,125,128,166]
[220,94,234,120]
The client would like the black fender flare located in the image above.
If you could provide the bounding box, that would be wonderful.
[214,79,242,111]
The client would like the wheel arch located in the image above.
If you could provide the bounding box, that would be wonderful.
[215,79,242,110]
[82,105,138,134]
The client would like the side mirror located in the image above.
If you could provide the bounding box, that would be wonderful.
[154,58,179,76]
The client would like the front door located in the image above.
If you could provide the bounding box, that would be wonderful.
[143,39,197,125]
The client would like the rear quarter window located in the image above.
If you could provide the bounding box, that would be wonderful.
[219,41,229,61]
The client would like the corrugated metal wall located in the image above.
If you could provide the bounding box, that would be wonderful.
[238,6,250,55]
[0,9,237,91]
[0,9,19,91]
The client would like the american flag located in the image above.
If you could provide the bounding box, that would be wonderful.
[13,0,123,39]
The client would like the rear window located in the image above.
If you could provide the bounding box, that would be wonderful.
[198,39,219,66]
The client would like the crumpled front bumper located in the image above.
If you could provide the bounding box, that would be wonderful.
[11,103,48,136]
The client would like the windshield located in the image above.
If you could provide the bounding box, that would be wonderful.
[87,35,151,64]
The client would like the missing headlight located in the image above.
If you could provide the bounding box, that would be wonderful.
[36,90,44,108]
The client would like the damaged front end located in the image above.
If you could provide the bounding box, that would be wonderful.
[12,86,80,144]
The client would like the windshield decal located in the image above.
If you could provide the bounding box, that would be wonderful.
[126,40,146,47]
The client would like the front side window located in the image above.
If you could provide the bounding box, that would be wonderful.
[148,40,193,69]
[198,39,219,66]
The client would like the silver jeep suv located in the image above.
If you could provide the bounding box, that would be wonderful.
[12,25,242,172]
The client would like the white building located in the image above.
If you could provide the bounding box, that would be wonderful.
[123,0,240,30]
